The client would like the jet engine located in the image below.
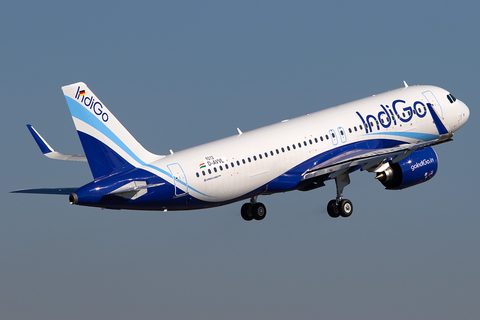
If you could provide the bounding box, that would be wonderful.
[376,147,438,190]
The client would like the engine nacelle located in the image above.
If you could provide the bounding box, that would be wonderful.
[376,147,438,190]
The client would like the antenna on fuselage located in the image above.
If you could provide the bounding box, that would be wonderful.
[403,81,409,88]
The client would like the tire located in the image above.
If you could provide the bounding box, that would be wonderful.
[251,203,267,220]
[327,199,340,218]
[241,203,253,221]
[339,199,353,217]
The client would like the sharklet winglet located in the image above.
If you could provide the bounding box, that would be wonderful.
[27,125,87,162]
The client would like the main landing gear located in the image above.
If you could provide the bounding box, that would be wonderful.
[327,172,354,218]
[241,196,266,221]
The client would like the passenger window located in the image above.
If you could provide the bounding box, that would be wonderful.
[226,164,230,169]
[271,151,274,156]
[242,159,246,164]
[258,154,262,159]
[340,130,344,135]
[298,143,302,148]
[326,135,329,140]
[213,167,217,172]
[348,128,352,133]
[354,126,357,131]
[276,149,279,154]
[359,125,363,130]
[292,144,296,149]
[202,171,206,176]
[196,172,199,177]
[320,136,323,141]
[208,169,212,174]
[253,156,257,161]
[265,152,268,157]
[304,141,307,146]
[287,146,290,151]
[281,147,285,152]
[236,161,240,166]
[219,166,223,171]
[332,133,335,138]
[314,138,318,143]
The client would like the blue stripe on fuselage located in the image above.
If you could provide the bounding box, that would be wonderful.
[364,131,439,141]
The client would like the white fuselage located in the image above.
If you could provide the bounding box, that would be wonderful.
[141,85,469,203]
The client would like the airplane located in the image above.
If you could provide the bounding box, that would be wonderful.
[12,81,469,220]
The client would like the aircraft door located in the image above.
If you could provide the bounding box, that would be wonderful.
[422,90,443,119]
[329,129,338,145]
[167,163,189,197]
[337,126,347,143]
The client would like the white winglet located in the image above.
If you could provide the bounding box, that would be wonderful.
[27,125,87,162]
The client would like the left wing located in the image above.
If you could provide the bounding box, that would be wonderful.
[303,102,454,181]
[302,138,452,181]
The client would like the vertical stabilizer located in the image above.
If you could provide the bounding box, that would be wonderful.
[62,82,162,180]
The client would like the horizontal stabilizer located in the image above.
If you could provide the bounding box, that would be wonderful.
[11,187,78,195]
[105,181,165,200]
[27,125,87,162]
[108,182,165,195]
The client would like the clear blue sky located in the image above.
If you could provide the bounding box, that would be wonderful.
[1,1,479,319]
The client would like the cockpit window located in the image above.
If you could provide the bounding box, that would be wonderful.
[447,93,456,104]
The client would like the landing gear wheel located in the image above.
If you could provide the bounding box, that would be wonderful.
[338,199,353,217]
[241,203,253,221]
[327,200,340,218]
[251,203,267,220]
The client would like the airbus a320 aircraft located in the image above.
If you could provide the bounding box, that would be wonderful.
[13,82,469,220]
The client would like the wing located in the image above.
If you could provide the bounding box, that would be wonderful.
[302,138,452,181]
[27,125,87,162]
[303,102,454,181]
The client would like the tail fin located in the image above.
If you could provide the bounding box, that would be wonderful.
[62,82,163,180]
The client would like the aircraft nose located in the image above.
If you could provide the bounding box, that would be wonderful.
[457,100,470,130]
[463,102,470,122]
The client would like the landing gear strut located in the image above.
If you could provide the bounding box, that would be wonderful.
[327,172,353,218]
[241,196,266,221]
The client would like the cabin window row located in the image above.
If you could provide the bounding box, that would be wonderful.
[195,131,351,177]
[194,106,430,178]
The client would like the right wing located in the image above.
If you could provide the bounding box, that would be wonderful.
[27,125,87,162]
